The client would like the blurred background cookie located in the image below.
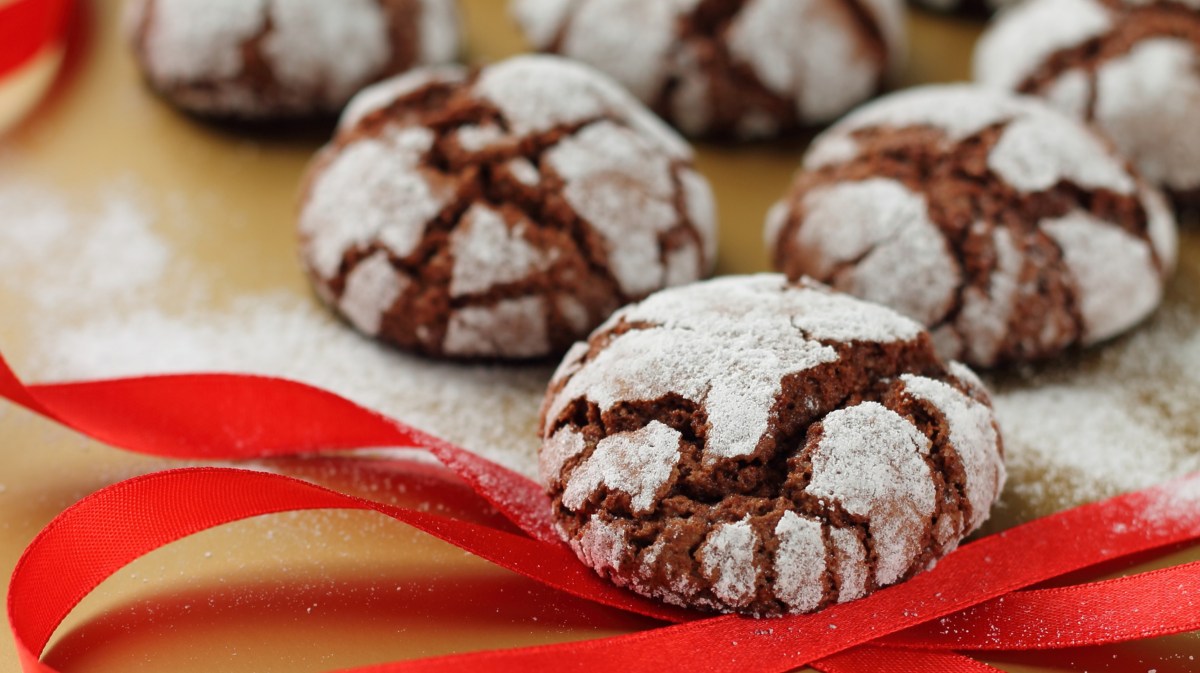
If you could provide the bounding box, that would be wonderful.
[767,85,1178,367]
[299,55,718,361]
[510,0,907,139]
[125,0,461,119]
[975,0,1200,208]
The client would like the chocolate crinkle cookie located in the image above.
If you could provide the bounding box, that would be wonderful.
[767,85,1178,368]
[975,0,1200,207]
[538,275,1006,616]
[125,0,460,118]
[298,55,717,361]
[510,0,906,139]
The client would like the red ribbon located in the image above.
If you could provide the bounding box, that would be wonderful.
[0,0,71,78]
[2,351,1198,672]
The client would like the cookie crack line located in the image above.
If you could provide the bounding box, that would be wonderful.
[1015,1,1200,97]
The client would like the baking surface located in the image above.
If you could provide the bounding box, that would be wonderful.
[0,1,1197,671]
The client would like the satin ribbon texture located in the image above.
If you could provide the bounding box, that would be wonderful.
[0,0,71,77]
[2,351,1198,673]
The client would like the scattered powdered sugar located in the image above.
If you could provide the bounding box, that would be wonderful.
[985,286,1200,512]
[1043,210,1163,343]
[35,292,549,474]
[544,276,925,460]
[1139,473,1200,533]
[972,0,1112,91]
[571,517,628,573]
[772,512,826,612]
[700,516,760,608]
[805,401,935,586]
[955,226,1022,367]
[0,177,173,313]
[561,421,682,514]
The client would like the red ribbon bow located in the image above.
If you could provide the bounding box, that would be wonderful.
[2,351,1198,673]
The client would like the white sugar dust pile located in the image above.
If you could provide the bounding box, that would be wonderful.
[0,171,1197,515]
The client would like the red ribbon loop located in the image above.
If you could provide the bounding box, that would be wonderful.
[2,352,1198,672]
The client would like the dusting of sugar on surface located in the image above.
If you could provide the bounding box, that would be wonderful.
[561,421,682,515]
[973,0,1113,91]
[901,375,1007,530]
[140,0,266,82]
[545,121,684,297]
[261,0,390,106]
[830,527,867,602]
[700,516,760,608]
[300,127,445,279]
[795,178,960,326]
[339,250,408,336]
[1094,39,1200,193]
[448,204,553,298]
[544,275,924,460]
[806,401,935,586]
[443,297,550,359]
[772,512,826,612]
[1042,210,1163,343]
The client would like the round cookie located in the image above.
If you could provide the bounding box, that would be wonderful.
[539,275,1006,616]
[125,0,460,118]
[766,85,1177,368]
[298,55,718,361]
[975,0,1200,206]
[510,0,907,139]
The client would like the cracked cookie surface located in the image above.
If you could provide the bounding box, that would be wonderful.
[538,274,1006,616]
[126,0,460,118]
[975,0,1200,204]
[767,85,1177,368]
[510,0,906,139]
[299,55,717,360]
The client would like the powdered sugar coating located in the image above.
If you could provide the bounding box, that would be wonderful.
[806,402,935,586]
[544,276,923,460]
[795,179,959,326]
[770,84,1176,367]
[772,512,827,612]
[301,127,446,279]
[1094,39,1200,193]
[301,56,716,360]
[449,205,553,298]
[973,0,1112,91]
[975,0,1200,196]
[700,517,760,609]
[546,121,682,297]
[540,275,1005,615]
[444,297,549,358]
[1042,211,1164,344]
[510,0,905,138]
[901,375,1006,530]
[129,0,462,118]
[561,421,683,515]
[338,251,408,336]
